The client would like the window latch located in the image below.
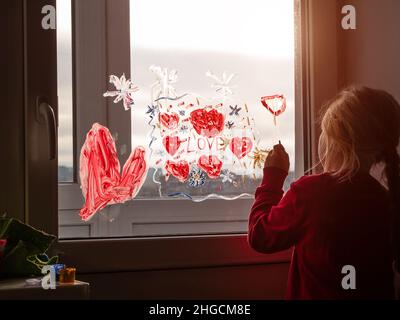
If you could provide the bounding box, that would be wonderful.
[36,97,57,161]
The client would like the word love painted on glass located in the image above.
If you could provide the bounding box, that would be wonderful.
[163,135,226,156]
[159,110,252,156]
[164,135,252,158]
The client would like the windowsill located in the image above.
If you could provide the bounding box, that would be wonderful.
[59,186,259,238]
[55,234,292,273]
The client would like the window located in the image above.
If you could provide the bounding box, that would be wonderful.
[57,0,73,183]
[58,0,298,239]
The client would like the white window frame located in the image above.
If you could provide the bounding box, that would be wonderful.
[27,0,342,272]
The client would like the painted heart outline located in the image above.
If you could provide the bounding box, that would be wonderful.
[159,112,180,130]
[79,123,148,221]
[165,160,190,182]
[261,94,287,117]
[229,137,253,160]
[163,135,182,156]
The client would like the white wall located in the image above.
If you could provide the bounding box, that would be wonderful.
[339,0,400,100]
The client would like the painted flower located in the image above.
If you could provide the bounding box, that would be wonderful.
[225,121,235,129]
[188,167,207,188]
[221,170,235,184]
[179,125,189,134]
[155,149,166,157]
[229,105,242,116]
[103,74,139,111]
[146,105,159,117]
[206,71,237,96]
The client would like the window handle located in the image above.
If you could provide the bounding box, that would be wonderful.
[37,99,57,160]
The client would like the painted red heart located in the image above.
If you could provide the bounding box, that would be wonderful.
[159,112,180,130]
[229,137,253,159]
[79,123,147,222]
[165,160,190,182]
[190,109,224,138]
[198,155,223,179]
[261,95,286,117]
[163,135,182,156]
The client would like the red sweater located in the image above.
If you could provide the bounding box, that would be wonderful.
[248,167,395,300]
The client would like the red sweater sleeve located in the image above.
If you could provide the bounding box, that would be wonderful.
[248,167,305,254]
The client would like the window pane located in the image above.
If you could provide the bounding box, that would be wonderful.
[57,0,74,182]
[58,0,297,239]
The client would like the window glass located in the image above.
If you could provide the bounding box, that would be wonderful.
[57,0,296,238]
[131,0,296,200]
[57,0,74,182]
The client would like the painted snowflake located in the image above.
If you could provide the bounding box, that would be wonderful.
[188,168,207,188]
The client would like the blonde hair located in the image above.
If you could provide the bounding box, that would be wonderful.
[319,86,400,272]
[318,86,400,181]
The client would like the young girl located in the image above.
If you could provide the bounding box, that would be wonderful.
[248,86,400,300]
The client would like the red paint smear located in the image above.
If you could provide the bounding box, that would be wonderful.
[79,123,147,221]
[229,137,253,159]
[198,155,223,179]
[165,160,190,182]
[190,108,225,138]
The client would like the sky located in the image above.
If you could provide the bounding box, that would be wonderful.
[57,0,296,174]
[130,0,295,58]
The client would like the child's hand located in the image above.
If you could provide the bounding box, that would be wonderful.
[264,143,290,173]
